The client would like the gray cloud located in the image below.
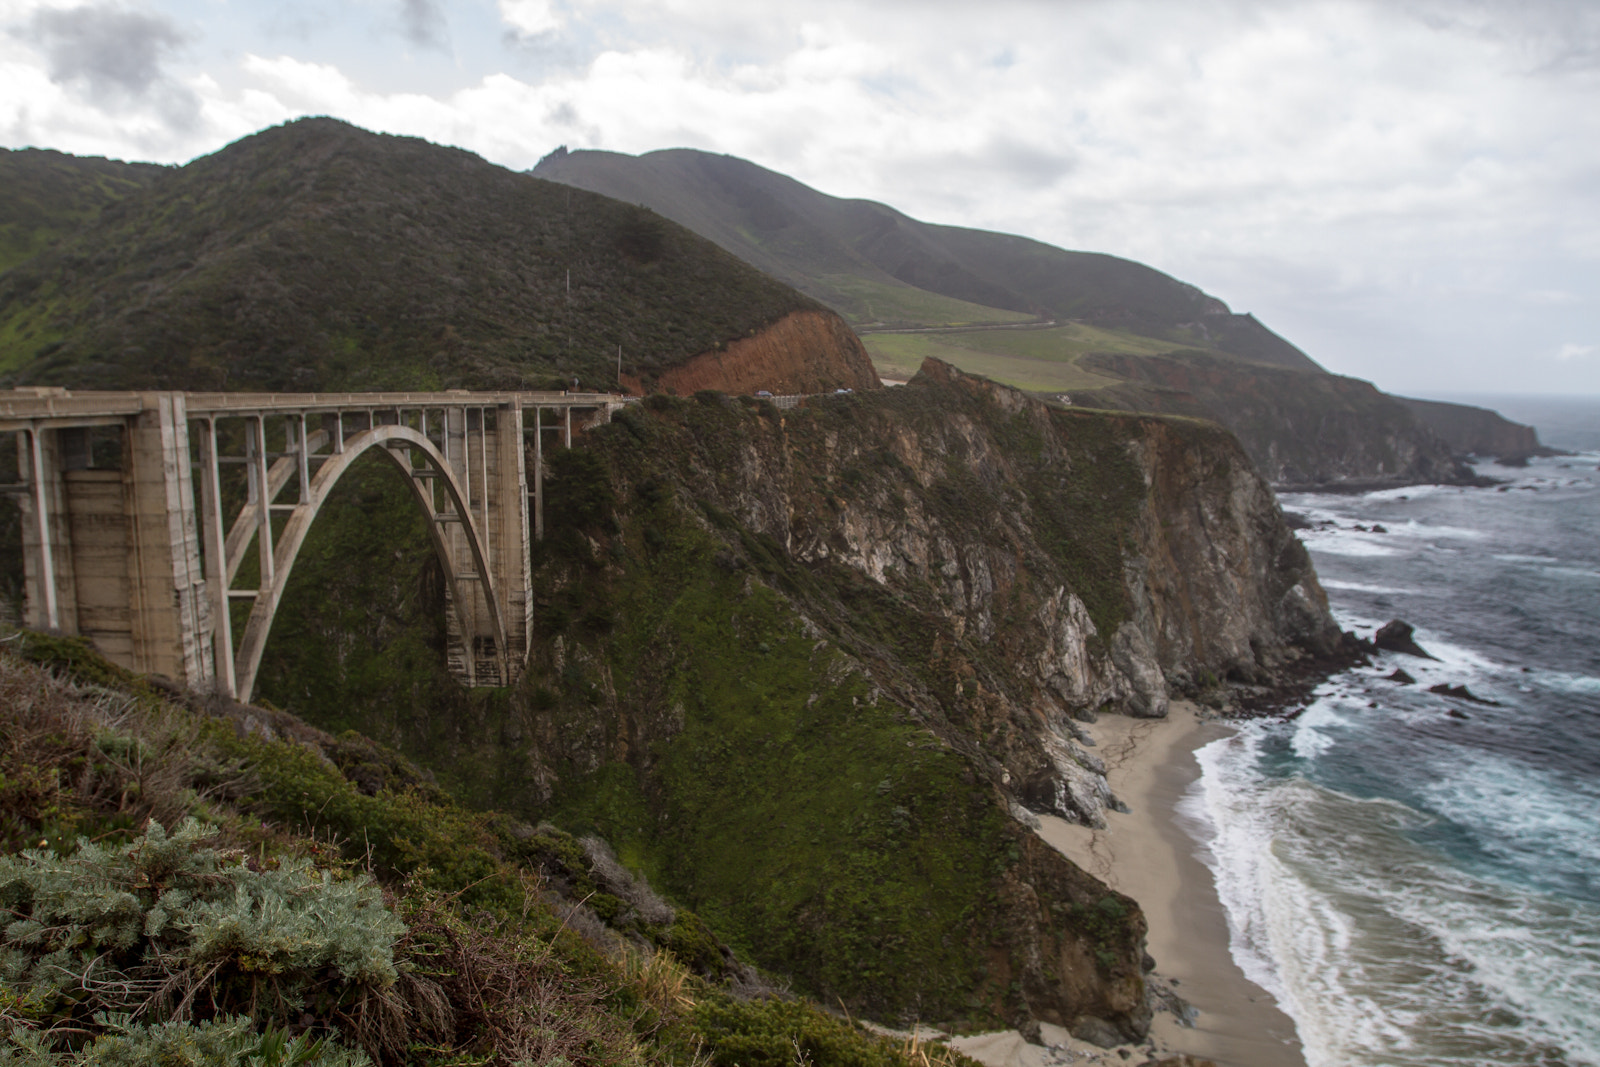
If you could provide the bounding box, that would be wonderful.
[27,4,188,101]
[1397,0,1600,73]
[399,0,448,50]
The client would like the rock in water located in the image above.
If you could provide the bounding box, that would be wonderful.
[1428,683,1502,706]
[1386,668,1416,684]
[1374,619,1437,659]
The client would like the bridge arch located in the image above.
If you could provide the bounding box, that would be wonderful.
[6,388,631,698]
[228,422,507,704]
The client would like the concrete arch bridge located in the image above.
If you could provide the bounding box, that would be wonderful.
[1,389,628,702]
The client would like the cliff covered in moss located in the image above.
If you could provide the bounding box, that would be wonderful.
[245,358,1340,1040]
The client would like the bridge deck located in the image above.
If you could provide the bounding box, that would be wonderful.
[1,389,626,430]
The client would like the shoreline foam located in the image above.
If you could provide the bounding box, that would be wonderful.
[952,702,1305,1067]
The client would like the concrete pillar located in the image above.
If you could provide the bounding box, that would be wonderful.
[18,426,75,632]
[495,403,531,676]
[195,418,236,696]
[532,407,544,540]
[124,393,211,686]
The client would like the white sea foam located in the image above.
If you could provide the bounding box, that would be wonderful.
[1328,611,1505,684]
[1329,607,1391,633]
[1289,700,1351,760]
[1419,755,1600,877]
[1493,554,1600,580]
[1184,730,1293,1003]
[1542,671,1600,695]
[1543,565,1600,580]
[1321,579,1421,595]
[1359,484,1460,503]
[1189,728,1600,1066]
[1299,528,1404,558]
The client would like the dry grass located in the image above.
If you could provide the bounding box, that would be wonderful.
[393,882,651,1067]
[898,1030,981,1067]
[0,644,250,850]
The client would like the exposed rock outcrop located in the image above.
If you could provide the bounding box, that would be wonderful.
[1079,349,1473,487]
[622,309,881,396]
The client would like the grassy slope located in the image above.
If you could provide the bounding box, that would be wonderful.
[528,146,1487,484]
[0,632,983,1067]
[0,119,819,392]
[526,148,1492,484]
[863,324,1175,390]
[830,276,1036,328]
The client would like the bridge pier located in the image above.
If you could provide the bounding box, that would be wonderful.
[10,393,212,685]
[4,389,627,701]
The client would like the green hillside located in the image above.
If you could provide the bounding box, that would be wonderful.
[0,147,165,274]
[532,146,1316,371]
[0,119,821,392]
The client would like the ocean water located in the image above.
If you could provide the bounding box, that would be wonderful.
[1181,426,1600,1065]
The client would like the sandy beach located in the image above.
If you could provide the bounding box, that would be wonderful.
[951,702,1305,1067]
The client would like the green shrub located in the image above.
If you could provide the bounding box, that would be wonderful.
[0,819,403,1049]
[0,1017,371,1066]
[692,996,912,1067]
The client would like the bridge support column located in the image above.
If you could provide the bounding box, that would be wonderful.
[494,404,532,671]
[435,405,530,685]
[125,394,211,685]
[17,426,75,634]
[17,395,212,688]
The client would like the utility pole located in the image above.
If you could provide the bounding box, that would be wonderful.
[617,345,622,390]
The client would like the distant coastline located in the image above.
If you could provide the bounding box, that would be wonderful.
[1421,392,1600,453]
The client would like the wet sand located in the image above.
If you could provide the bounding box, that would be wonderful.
[951,702,1306,1067]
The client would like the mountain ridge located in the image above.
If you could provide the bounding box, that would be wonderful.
[533,145,1544,482]
[0,119,872,395]
[534,146,1320,372]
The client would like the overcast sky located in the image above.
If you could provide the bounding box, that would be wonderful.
[2,0,1596,397]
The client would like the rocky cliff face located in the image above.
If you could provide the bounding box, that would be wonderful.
[621,309,880,396]
[1397,395,1542,459]
[1080,349,1473,487]
[429,358,1342,1037]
